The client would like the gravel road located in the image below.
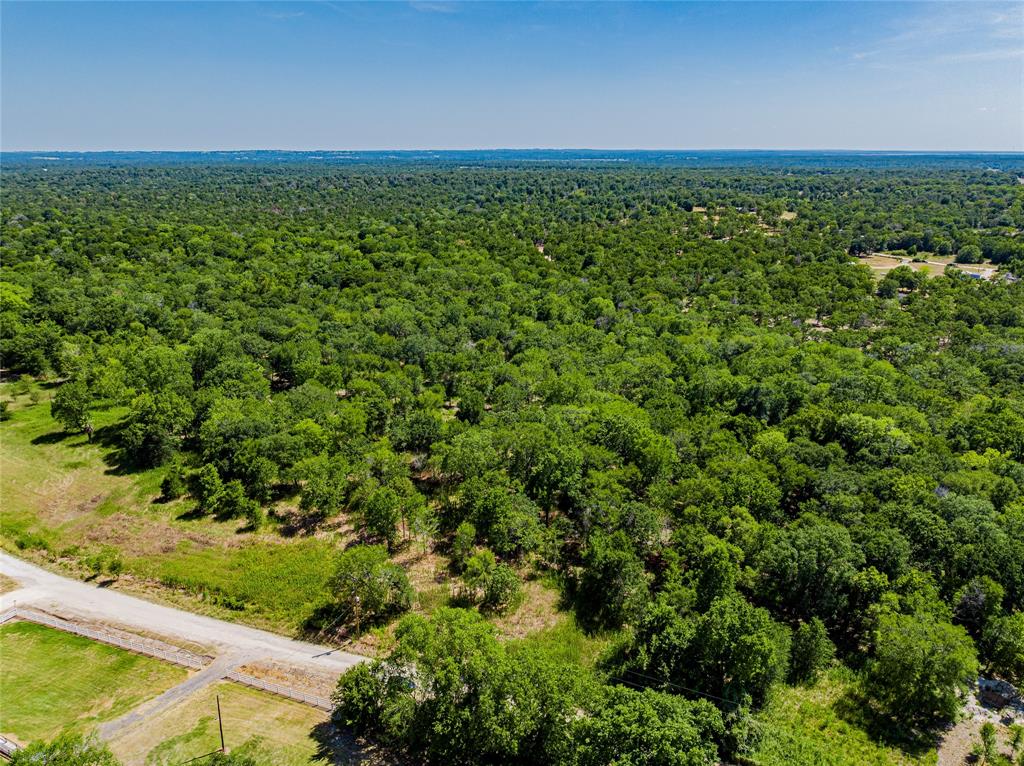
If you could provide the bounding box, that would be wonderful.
[0,551,366,675]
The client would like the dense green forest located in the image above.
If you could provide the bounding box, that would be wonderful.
[3,161,1024,765]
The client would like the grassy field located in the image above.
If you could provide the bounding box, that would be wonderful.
[0,387,336,632]
[752,668,937,766]
[857,252,997,281]
[0,621,187,743]
[108,681,330,766]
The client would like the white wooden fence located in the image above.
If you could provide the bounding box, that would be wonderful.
[0,606,209,669]
[0,607,333,711]
[226,669,332,710]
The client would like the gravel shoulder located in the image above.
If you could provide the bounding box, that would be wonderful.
[0,551,365,676]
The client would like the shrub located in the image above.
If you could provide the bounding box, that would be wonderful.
[190,463,223,513]
[482,563,521,614]
[332,544,412,631]
[452,521,476,572]
[216,479,259,520]
[789,618,835,684]
[11,733,121,765]
[160,467,187,501]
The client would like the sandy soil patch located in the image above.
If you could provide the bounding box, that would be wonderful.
[491,577,562,641]
[937,689,1024,766]
[237,658,338,700]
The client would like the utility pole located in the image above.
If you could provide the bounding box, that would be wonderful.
[216,694,225,753]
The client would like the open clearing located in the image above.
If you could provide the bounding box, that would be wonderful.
[108,681,329,766]
[0,621,187,743]
[0,390,344,632]
[857,252,997,280]
[752,668,937,766]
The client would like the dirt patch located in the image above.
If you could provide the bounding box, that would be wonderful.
[937,688,1024,766]
[392,546,448,593]
[236,659,338,699]
[491,578,562,641]
[0,573,20,595]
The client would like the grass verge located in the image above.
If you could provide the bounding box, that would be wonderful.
[0,621,187,742]
[108,680,329,766]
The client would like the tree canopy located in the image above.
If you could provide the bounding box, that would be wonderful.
[3,158,1023,764]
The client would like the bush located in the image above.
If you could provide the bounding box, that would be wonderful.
[190,463,223,513]
[482,563,521,614]
[245,501,266,531]
[160,467,187,501]
[452,521,476,572]
[789,618,835,684]
[11,733,121,765]
[85,546,124,579]
[216,479,259,520]
[332,544,412,631]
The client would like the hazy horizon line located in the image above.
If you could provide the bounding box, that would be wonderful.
[4,147,1023,155]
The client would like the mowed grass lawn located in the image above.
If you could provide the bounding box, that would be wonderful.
[109,681,329,766]
[0,621,187,742]
[0,386,336,632]
[752,668,937,766]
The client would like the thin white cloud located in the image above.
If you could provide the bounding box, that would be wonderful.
[409,1,458,13]
[850,2,1024,67]
[261,10,306,20]
[942,47,1024,63]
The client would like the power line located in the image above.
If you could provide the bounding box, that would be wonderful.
[610,667,745,709]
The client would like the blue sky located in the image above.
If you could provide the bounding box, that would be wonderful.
[2,1,1021,151]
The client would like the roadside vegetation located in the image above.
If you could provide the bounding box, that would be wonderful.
[2,160,1023,764]
[108,681,329,766]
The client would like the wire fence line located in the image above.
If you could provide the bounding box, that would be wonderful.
[1,606,210,670]
[225,669,332,710]
[1,606,334,711]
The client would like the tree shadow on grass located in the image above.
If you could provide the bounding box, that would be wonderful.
[833,684,941,759]
[276,508,328,538]
[30,429,75,445]
[175,505,209,522]
[92,423,147,476]
[311,720,382,765]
